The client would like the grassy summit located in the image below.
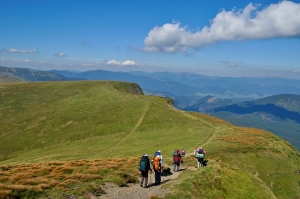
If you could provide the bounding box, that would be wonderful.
[0,81,300,198]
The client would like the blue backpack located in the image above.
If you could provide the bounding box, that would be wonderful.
[154,151,160,158]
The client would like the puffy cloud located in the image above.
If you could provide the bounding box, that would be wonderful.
[107,60,139,66]
[7,48,37,53]
[144,1,300,53]
[23,59,30,63]
[54,53,67,57]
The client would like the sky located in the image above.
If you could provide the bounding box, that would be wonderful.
[1,0,300,79]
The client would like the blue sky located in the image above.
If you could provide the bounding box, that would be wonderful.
[1,0,300,79]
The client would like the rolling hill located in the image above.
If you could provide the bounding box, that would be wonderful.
[0,73,25,82]
[0,81,300,198]
[0,66,79,82]
[209,94,300,151]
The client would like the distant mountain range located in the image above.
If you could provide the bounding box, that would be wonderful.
[205,94,300,151]
[50,69,300,106]
[0,66,80,82]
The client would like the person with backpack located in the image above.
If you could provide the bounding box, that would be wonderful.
[153,150,163,166]
[173,149,182,172]
[138,154,152,188]
[181,148,186,156]
[198,146,206,156]
[152,155,162,185]
[196,147,206,168]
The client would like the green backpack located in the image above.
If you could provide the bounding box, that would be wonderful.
[196,153,204,158]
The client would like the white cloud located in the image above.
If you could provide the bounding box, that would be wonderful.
[144,1,300,53]
[107,60,139,66]
[82,62,101,66]
[24,59,30,63]
[107,60,120,65]
[54,53,67,57]
[7,48,37,53]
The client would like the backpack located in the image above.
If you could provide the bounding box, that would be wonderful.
[139,156,148,172]
[181,149,185,155]
[173,150,181,163]
[198,149,204,154]
[173,150,180,157]
[196,153,204,158]
[154,151,160,158]
[153,156,160,171]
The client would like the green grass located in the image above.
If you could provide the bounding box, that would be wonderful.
[1,80,300,198]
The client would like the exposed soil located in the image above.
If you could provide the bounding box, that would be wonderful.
[97,164,196,199]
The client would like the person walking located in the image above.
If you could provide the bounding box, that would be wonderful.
[152,155,162,185]
[173,149,182,172]
[138,154,152,188]
[196,147,206,168]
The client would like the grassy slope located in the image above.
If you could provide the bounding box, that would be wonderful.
[0,81,300,198]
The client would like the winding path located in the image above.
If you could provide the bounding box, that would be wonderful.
[95,82,217,198]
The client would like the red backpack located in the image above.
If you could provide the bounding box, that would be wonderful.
[173,150,181,163]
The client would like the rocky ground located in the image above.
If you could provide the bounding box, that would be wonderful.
[97,164,196,199]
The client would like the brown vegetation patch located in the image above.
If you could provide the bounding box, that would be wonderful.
[195,113,228,124]
[218,135,262,146]
[233,127,273,138]
[218,127,272,149]
[0,157,139,198]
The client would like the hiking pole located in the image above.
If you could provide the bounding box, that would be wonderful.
[149,172,152,190]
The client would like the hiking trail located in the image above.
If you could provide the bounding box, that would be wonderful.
[100,82,278,199]
[95,82,216,198]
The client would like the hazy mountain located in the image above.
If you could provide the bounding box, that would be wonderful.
[51,69,300,111]
[183,95,235,112]
[209,94,300,151]
[50,69,200,96]
[0,66,78,82]
[0,73,25,82]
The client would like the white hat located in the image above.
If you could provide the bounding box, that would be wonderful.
[158,150,161,153]
[144,154,148,156]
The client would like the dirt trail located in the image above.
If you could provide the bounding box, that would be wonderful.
[97,165,193,199]
[96,82,212,199]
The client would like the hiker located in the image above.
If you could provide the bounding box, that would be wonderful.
[173,149,182,172]
[196,147,206,168]
[198,146,206,156]
[153,150,163,166]
[152,155,162,185]
[193,147,198,156]
[138,154,152,188]
[181,148,186,156]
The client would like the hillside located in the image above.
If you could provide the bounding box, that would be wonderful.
[209,94,300,151]
[0,66,75,82]
[0,73,25,82]
[183,95,235,112]
[0,81,300,198]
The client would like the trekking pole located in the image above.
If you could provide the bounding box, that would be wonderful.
[149,172,152,190]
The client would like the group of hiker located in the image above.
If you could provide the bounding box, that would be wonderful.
[138,150,163,188]
[138,147,206,188]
